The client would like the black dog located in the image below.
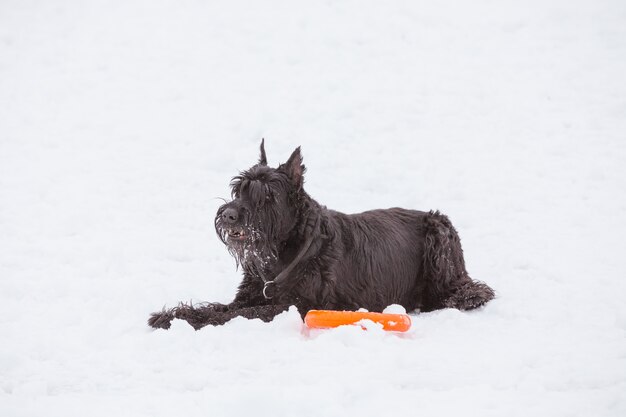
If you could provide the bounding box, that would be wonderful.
[148,141,494,330]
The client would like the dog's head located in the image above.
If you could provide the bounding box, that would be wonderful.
[215,140,306,267]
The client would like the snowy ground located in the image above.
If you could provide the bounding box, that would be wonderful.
[1,0,625,415]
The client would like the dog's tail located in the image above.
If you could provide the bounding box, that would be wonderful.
[422,211,495,311]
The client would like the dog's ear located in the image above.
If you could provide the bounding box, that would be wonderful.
[283,146,305,189]
[258,138,268,166]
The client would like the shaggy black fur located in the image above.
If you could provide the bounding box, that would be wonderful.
[148,140,495,330]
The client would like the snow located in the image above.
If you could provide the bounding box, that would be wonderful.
[383,304,407,315]
[1,0,625,416]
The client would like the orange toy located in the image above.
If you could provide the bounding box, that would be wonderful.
[304,310,411,332]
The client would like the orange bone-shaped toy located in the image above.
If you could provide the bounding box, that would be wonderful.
[304,310,411,332]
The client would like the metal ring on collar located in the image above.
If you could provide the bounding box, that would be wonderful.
[263,280,275,299]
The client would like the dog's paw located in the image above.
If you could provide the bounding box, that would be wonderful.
[448,295,488,311]
[147,310,175,329]
[444,281,495,311]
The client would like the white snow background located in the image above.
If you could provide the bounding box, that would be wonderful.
[1,0,625,416]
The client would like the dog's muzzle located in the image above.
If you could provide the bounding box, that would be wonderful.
[217,206,250,243]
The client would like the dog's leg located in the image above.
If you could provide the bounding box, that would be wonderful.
[422,211,495,311]
[182,304,292,330]
[148,302,229,330]
[148,273,293,330]
[148,302,291,330]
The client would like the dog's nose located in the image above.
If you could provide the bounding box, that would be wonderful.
[221,207,239,224]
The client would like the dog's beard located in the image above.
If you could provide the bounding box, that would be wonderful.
[227,228,278,270]
[215,214,278,271]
